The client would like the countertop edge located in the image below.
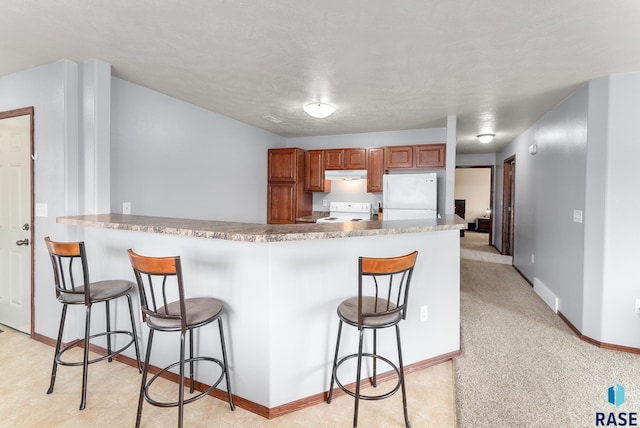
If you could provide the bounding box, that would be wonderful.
[57,214,467,243]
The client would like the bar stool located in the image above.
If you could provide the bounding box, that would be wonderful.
[128,249,235,428]
[327,251,418,428]
[44,236,142,410]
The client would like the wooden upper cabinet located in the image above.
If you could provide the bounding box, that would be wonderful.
[384,146,413,169]
[367,147,384,193]
[345,148,367,169]
[268,148,298,181]
[324,149,344,170]
[324,148,367,170]
[384,144,446,169]
[305,150,330,192]
[415,144,446,169]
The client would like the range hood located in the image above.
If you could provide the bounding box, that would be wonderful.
[324,170,368,181]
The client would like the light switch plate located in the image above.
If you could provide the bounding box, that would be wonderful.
[573,210,583,224]
[35,203,48,217]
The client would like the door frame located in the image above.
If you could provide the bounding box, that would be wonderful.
[501,155,516,256]
[0,106,35,336]
[455,165,494,246]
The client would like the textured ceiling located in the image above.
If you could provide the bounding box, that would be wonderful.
[1,1,640,154]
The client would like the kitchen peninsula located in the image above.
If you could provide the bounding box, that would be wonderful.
[58,213,464,418]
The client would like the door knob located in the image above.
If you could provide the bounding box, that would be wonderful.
[22,223,30,231]
[16,239,30,246]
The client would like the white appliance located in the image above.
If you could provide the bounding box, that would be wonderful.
[383,173,437,220]
[316,202,372,223]
[324,170,367,180]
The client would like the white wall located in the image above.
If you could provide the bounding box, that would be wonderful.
[599,72,640,347]
[582,77,609,341]
[0,60,81,338]
[496,84,589,331]
[456,153,496,167]
[496,72,640,348]
[110,78,284,223]
[1,59,287,341]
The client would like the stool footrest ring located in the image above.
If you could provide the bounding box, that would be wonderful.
[55,330,136,367]
[144,356,226,408]
[332,352,402,401]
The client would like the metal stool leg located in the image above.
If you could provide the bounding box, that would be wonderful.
[105,300,112,363]
[80,304,92,410]
[396,325,410,428]
[126,294,143,373]
[136,329,154,428]
[353,328,365,428]
[47,304,68,395]
[217,317,235,410]
[189,329,195,394]
[178,331,186,428]
[326,320,344,404]
[372,329,378,387]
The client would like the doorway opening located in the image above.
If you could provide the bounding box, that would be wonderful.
[454,166,494,246]
[502,156,516,256]
[0,107,34,335]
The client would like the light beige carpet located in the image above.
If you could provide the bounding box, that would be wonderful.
[460,232,512,265]
[455,259,640,427]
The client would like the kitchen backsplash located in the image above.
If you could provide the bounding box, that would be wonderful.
[311,179,383,214]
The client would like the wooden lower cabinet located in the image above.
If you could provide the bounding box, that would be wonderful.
[268,183,295,224]
[267,183,312,224]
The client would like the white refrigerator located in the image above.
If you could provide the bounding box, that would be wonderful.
[383,173,437,220]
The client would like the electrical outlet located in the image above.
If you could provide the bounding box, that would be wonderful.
[122,202,131,215]
[322,199,328,207]
[635,298,640,315]
[420,305,428,322]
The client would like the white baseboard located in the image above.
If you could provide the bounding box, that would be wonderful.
[533,277,558,313]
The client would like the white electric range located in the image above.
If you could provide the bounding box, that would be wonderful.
[316,202,372,223]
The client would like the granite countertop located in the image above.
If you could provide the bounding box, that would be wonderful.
[58,213,467,243]
[295,211,329,223]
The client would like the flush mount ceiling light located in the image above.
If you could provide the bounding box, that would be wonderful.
[303,102,335,119]
[477,133,495,144]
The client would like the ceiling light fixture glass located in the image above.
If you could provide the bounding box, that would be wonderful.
[477,134,495,144]
[304,102,335,119]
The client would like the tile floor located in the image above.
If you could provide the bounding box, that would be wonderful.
[0,327,456,427]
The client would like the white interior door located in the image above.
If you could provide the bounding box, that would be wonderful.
[0,112,32,333]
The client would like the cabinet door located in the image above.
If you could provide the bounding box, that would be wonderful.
[268,148,297,181]
[345,148,367,169]
[267,183,296,224]
[384,146,413,169]
[415,144,446,169]
[367,148,384,192]
[324,149,344,170]
[305,150,330,192]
